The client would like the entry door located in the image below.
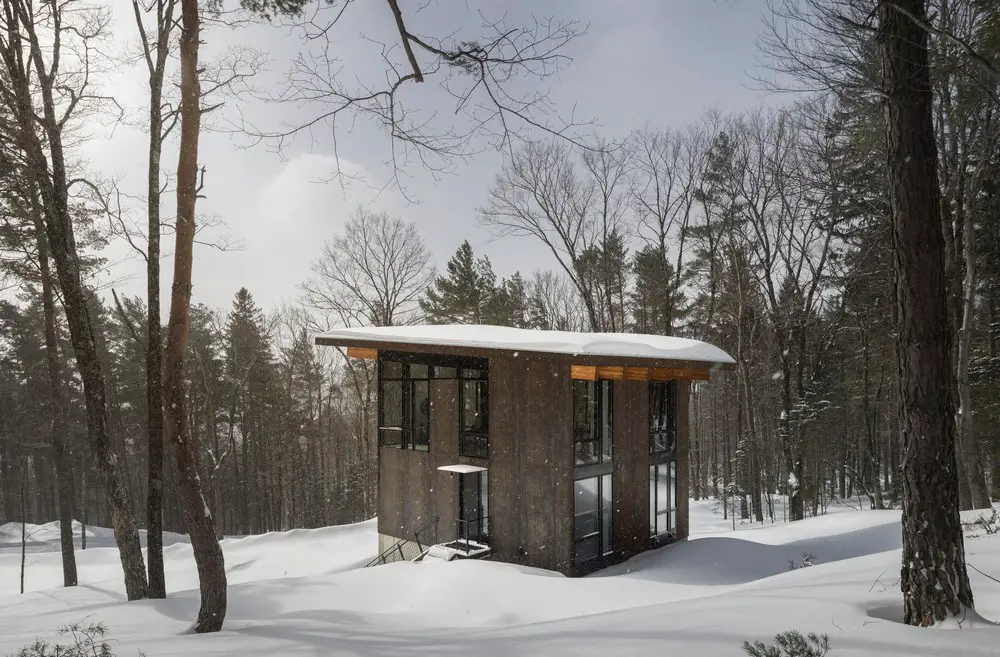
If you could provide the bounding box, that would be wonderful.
[459,471,489,544]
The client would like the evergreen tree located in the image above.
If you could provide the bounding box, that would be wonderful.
[629,245,684,335]
[420,241,498,324]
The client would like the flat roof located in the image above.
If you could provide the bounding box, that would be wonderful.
[314,324,735,367]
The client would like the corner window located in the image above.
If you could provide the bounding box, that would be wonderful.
[649,380,676,455]
[574,474,613,566]
[649,462,676,538]
[379,360,431,451]
[573,380,613,466]
[459,368,489,458]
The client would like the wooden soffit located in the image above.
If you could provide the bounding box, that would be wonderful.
[345,347,378,360]
[571,364,710,381]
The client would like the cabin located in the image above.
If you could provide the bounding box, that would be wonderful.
[314,325,735,576]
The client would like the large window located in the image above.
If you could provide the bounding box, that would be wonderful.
[649,462,676,538]
[459,368,489,458]
[649,380,678,542]
[379,353,488,454]
[379,359,431,451]
[573,380,613,466]
[574,474,614,566]
[649,380,676,455]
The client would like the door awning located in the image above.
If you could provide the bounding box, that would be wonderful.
[437,464,487,474]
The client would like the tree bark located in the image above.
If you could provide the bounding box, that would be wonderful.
[879,0,974,626]
[34,214,78,587]
[134,0,177,599]
[5,0,149,599]
[164,0,227,633]
[956,188,989,510]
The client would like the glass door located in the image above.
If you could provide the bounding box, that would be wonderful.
[459,471,489,544]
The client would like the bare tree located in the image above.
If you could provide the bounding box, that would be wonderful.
[244,2,586,180]
[0,0,149,600]
[129,0,179,601]
[302,207,433,328]
[527,269,587,331]
[300,207,430,515]
[932,0,996,510]
[629,121,714,335]
[479,140,604,329]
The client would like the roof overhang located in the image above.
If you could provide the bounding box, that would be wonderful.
[315,325,736,373]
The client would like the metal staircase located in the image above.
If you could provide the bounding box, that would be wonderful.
[365,515,439,567]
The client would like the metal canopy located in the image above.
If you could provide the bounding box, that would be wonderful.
[437,464,488,474]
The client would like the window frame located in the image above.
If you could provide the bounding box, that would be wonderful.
[378,351,488,453]
[459,368,489,459]
[378,359,432,451]
[649,461,677,540]
[648,379,679,544]
[459,470,490,544]
[573,379,614,467]
[649,380,677,457]
[573,473,614,569]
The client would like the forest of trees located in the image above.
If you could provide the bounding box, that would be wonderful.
[1,0,997,632]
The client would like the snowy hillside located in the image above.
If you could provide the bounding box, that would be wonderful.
[1,502,999,656]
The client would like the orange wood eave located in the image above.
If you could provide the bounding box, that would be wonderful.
[316,335,735,374]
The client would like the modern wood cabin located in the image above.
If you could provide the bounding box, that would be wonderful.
[315,325,735,576]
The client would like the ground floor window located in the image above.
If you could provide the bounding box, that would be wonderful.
[574,474,613,566]
[649,461,676,539]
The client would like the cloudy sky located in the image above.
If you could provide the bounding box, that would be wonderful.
[86,0,773,317]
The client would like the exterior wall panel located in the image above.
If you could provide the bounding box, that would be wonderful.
[372,348,696,575]
[675,380,691,540]
[613,379,649,561]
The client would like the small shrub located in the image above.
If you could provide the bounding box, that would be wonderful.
[743,630,831,657]
[962,508,1000,539]
[787,553,816,571]
[7,621,141,657]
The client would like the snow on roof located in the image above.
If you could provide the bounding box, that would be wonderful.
[315,324,735,366]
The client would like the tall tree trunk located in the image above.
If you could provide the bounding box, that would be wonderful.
[880,0,974,625]
[35,217,78,587]
[144,53,168,602]
[164,0,227,633]
[9,21,149,598]
[131,0,177,599]
[956,198,989,510]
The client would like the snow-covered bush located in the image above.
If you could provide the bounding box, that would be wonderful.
[7,622,138,657]
[743,631,830,657]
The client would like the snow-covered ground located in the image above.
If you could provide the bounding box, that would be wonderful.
[1,500,998,656]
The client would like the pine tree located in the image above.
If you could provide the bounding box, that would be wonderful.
[420,241,498,324]
[629,245,684,335]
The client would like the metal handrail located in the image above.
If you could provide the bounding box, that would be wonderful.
[365,514,439,567]
[455,516,489,554]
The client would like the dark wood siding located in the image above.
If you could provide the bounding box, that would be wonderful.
[488,356,573,573]
[377,376,473,545]
[374,350,692,575]
[613,379,649,560]
[675,380,691,540]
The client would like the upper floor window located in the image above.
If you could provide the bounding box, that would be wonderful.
[649,380,676,455]
[459,368,489,458]
[573,379,613,466]
[379,360,430,451]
